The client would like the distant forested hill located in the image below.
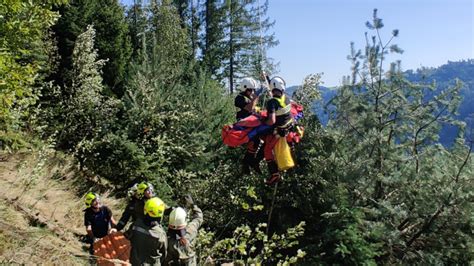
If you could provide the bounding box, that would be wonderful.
[292,59,473,145]
[405,60,474,145]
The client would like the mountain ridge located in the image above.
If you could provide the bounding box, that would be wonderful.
[287,59,474,145]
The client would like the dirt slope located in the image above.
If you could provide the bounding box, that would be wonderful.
[0,149,124,264]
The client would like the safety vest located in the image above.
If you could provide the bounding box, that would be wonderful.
[273,95,292,129]
[274,95,291,116]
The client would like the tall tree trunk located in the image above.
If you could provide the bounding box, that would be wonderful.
[229,0,234,94]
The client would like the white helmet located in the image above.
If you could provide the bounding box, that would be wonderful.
[127,183,139,199]
[168,207,187,230]
[240,77,258,91]
[270,76,286,92]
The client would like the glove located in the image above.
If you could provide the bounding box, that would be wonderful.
[183,194,194,208]
[109,228,117,234]
[164,206,173,216]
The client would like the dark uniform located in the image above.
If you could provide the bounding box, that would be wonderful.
[84,205,113,254]
[129,217,168,265]
[165,205,204,266]
[84,205,113,239]
[266,94,292,130]
[235,91,264,174]
[116,198,139,231]
[234,92,253,120]
[264,94,293,183]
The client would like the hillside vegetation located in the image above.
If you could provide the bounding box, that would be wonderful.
[0,1,472,264]
[0,148,124,264]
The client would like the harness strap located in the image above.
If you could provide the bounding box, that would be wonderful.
[277,118,294,129]
[274,95,291,116]
[132,225,150,236]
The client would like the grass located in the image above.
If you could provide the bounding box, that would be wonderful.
[0,143,125,264]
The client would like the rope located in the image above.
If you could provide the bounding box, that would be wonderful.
[266,182,279,236]
[256,0,272,110]
[257,0,265,71]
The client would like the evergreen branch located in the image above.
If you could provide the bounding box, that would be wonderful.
[454,139,472,183]
[404,206,444,249]
[342,115,366,140]
[413,104,449,173]
[404,136,472,253]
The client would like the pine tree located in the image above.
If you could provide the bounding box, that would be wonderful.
[323,9,472,263]
[51,0,132,97]
[148,0,190,83]
[199,0,277,93]
[174,0,201,57]
[201,0,226,78]
[223,0,277,93]
[58,25,118,151]
[125,0,148,61]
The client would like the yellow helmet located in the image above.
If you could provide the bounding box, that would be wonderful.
[136,182,154,199]
[84,192,99,208]
[144,197,165,218]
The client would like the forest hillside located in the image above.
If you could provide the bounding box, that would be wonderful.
[0,1,472,264]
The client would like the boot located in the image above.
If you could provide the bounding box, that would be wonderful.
[249,159,262,174]
[265,160,281,185]
[249,140,264,174]
[243,151,262,175]
[241,152,253,175]
[241,160,250,175]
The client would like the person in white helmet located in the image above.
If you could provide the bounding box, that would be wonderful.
[234,77,261,120]
[235,77,265,175]
[263,76,293,185]
[165,195,203,266]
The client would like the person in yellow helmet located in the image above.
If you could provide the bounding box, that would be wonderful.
[116,182,172,233]
[129,197,168,265]
[83,192,117,254]
[164,195,203,266]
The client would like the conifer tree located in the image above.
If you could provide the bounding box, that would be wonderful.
[52,0,132,97]
[174,0,201,57]
[322,9,472,263]
[125,0,148,60]
[148,0,190,83]
[201,0,277,93]
[201,0,226,78]
[58,25,118,151]
[228,0,278,93]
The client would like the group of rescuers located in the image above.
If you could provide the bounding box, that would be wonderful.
[84,182,202,265]
[83,75,294,264]
[235,75,295,185]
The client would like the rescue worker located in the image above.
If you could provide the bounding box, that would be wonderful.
[263,76,293,185]
[83,192,117,254]
[129,197,168,265]
[234,77,260,121]
[235,77,265,175]
[165,195,203,266]
[116,182,171,234]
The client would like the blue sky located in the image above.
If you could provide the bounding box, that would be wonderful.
[121,0,473,87]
